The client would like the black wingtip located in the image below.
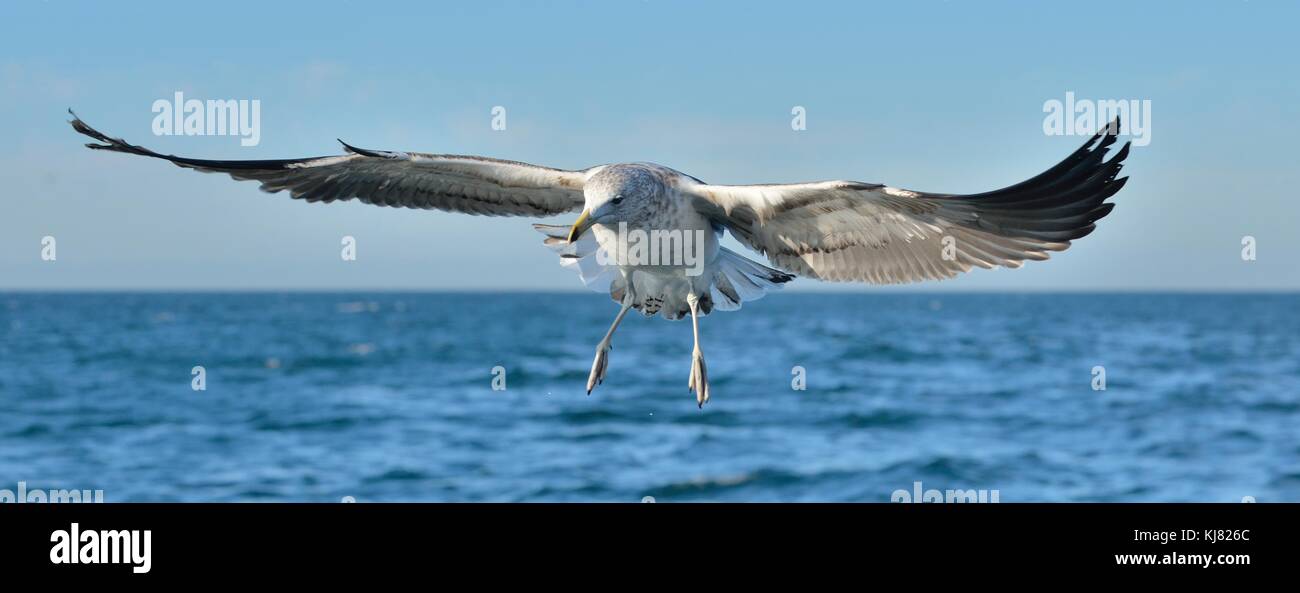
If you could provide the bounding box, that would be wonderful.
[338,139,389,158]
[1085,116,1123,147]
[1110,141,1132,165]
[68,110,116,148]
[1104,116,1121,136]
[67,108,88,127]
[67,111,174,161]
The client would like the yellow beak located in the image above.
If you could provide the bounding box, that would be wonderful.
[566,209,594,243]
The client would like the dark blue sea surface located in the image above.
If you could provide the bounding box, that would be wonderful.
[1,292,1297,502]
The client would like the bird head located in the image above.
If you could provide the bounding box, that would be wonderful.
[568,164,664,243]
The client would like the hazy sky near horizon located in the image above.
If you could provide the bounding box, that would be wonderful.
[2,0,1297,291]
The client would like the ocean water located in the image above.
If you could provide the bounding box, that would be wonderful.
[0,292,1297,502]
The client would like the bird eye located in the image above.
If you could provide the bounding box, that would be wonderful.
[611,196,625,205]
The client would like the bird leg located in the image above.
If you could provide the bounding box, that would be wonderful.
[587,299,633,394]
[686,292,710,407]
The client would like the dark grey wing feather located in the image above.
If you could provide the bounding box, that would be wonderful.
[70,111,589,217]
[687,118,1130,284]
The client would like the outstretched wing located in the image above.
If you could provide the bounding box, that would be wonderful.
[69,111,592,217]
[686,119,1130,284]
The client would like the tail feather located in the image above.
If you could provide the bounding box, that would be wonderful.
[532,223,617,293]
[534,224,795,313]
[711,248,795,311]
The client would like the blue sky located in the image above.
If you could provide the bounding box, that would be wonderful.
[1,0,1296,290]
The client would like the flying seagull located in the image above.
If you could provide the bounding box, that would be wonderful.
[69,111,1130,407]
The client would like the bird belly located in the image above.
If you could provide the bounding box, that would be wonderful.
[591,222,720,320]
